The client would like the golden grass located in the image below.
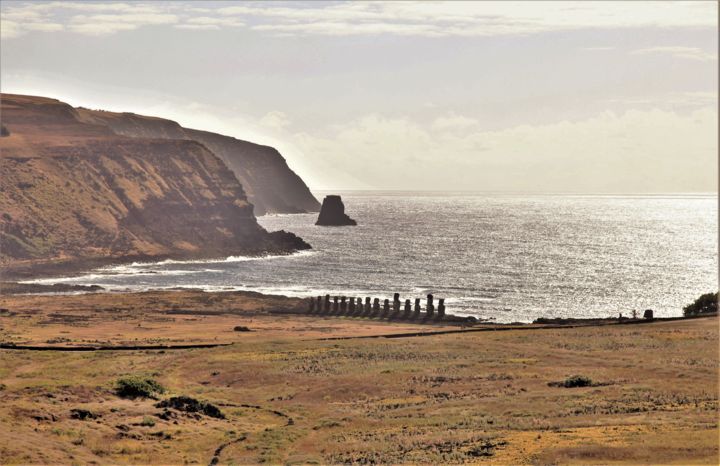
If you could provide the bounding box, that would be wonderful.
[0,291,717,464]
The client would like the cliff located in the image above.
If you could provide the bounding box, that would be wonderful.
[0,93,309,266]
[76,109,320,215]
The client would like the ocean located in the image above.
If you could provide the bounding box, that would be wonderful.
[28,192,718,323]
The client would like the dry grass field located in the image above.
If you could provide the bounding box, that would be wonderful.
[0,290,717,465]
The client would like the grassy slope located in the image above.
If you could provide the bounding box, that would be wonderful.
[0,292,716,464]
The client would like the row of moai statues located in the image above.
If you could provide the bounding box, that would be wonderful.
[307,292,445,321]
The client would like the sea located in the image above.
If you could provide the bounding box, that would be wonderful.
[26,192,718,323]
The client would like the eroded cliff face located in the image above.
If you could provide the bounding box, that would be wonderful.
[76,109,320,215]
[0,94,309,266]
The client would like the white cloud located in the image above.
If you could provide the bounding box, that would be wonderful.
[221,1,718,37]
[68,13,178,36]
[432,114,480,131]
[631,46,717,62]
[174,24,220,31]
[290,107,718,192]
[1,21,24,39]
[24,22,64,32]
[1,1,716,39]
[260,111,292,130]
[182,16,244,27]
[602,92,719,109]
[2,3,178,38]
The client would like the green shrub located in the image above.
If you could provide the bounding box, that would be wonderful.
[139,416,156,427]
[683,292,718,317]
[115,376,165,399]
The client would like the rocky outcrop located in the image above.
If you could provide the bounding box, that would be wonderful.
[315,195,357,226]
[76,108,320,215]
[0,93,309,266]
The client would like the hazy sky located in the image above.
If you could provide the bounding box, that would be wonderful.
[1,1,717,192]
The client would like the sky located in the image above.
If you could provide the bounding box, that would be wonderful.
[1,0,718,192]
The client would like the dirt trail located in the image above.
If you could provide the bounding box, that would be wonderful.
[208,402,294,465]
[0,342,233,351]
[209,435,247,466]
[316,314,717,340]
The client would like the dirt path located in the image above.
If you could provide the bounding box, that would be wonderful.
[208,403,294,465]
[0,342,234,351]
[315,314,717,340]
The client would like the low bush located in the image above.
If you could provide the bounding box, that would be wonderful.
[549,375,593,388]
[70,408,97,420]
[115,376,165,399]
[139,416,156,427]
[155,396,225,419]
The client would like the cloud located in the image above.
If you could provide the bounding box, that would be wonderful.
[259,111,292,130]
[174,24,220,31]
[290,107,718,192]
[1,1,716,39]
[631,46,717,62]
[180,16,244,27]
[67,13,178,36]
[602,92,719,109]
[2,2,178,38]
[218,1,717,37]
[432,114,480,131]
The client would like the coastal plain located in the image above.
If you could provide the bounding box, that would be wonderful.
[0,290,717,465]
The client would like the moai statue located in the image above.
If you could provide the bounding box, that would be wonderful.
[324,294,331,313]
[356,297,363,316]
[413,298,422,319]
[318,296,323,313]
[382,299,390,318]
[348,297,355,314]
[340,296,347,313]
[437,298,445,320]
[392,293,401,318]
[333,296,339,313]
[372,298,380,317]
[365,297,372,316]
[403,299,412,319]
[308,297,316,313]
[426,294,435,319]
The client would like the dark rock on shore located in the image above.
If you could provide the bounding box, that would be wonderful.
[0,282,104,295]
[267,230,311,250]
[315,195,357,226]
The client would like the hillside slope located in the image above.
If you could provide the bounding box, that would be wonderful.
[77,109,320,215]
[0,94,309,266]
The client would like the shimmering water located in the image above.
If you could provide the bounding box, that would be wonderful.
[29,192,717,322]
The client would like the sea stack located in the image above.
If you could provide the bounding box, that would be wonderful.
[315,195,357,226]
